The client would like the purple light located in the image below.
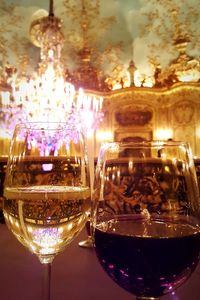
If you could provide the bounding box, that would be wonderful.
[42,164,53,171]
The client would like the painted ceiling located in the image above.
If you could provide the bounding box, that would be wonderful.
[0,0,200,79]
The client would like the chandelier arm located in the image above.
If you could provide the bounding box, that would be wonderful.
[49,0,54,17]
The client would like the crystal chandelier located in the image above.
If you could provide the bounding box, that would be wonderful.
[0,0,103,156]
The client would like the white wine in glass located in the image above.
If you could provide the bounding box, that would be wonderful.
[92,141,200,300]
[3,122,91,300]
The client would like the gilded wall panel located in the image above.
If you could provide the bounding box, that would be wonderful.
[100,83,200,157]
[114,128,153,142]
[115,110,152,126]
[174,125,196,154]
[172,101,195,125]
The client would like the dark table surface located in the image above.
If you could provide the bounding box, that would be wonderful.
[0,224,200,300]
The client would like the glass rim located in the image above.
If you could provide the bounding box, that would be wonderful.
[13,121,81,131]
[100,140,190,149]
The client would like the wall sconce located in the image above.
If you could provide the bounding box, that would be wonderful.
[155,129,173,141]
[96,130,113,143]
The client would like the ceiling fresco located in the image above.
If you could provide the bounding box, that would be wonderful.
[0,0,200,81]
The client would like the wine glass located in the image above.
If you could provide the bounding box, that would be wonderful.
[78,138,95,248]
[3,122,91,300]
[91,141,200,300]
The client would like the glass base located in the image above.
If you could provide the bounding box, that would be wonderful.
[136,297,160,300]
[78,236,93,248]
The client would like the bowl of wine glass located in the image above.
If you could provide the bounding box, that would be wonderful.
[3,122,91,299]
[91,141,200,300]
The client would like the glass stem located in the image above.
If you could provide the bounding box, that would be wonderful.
[42,263,52,300]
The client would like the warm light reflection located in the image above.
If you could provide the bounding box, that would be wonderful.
[112,82,123,90]
[177,70,200,82]
[196,127,200,138]
[155,129,173,141]
[96,130,113,142]
[134,70,142,87]
[134,70,154,87]
[128,161,133,172]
